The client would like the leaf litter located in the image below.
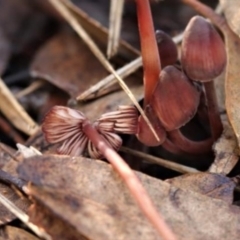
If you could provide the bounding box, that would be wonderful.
[0,0,240,239]
[17,155,240,240]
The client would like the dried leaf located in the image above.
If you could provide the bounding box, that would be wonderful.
[0,0,50,74]
[0,226,40,240]
[214,70,226,112]
[33,0,139,59]
[28,186,123,240]
[220,0,240,36]
[31,31,108,98]
[224,26,240,149]
[17,155,240,240]
[209,115,239,175]
[166,172,235,204]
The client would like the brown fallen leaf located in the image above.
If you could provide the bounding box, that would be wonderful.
[220,0,240,36]
[223,26,240,148]
[166,172,235,204]
[209,115,239,175]
[28,186,131,240]
[17,155,240,240]
[214,70,226,112]
[30,30,108,98]
[0,0,51,74]
[33,0,139,59]
[0,226,40,240]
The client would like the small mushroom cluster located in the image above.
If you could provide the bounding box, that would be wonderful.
[135,12,226,155]
[42,1,226,158]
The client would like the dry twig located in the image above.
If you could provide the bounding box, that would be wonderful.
[107,0,124,58]
[0,78,39,135]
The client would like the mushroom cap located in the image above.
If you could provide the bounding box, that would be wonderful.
[156,30,178,67]
[181,16,226,82]
[151,65,200,131]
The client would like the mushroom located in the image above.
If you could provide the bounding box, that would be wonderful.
[181,16,226,140]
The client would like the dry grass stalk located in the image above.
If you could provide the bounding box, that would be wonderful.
[107,0,124,58]
[0,78,39,135]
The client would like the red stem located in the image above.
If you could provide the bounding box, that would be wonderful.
[82,119,176,240]
[162,138,187,155]
[168,129,213,154]
[136,0,161,106]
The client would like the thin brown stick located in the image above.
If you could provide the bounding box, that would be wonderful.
[82,120,177,240]
[120,146,199,174]
[15,80,45,99]
[181,0,228,33]
[0,116,25,143]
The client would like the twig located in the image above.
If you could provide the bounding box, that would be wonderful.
[120,146,199,174]
[16,80,45,99]
[181,0,228,33]
[0,78,39,135]
[107,0,124,58]
[0,116,25,143]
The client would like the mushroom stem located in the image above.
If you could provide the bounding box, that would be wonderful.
[203,81,223,140]
[162,138,188,155]
[82,119,176,240]
[136,0,161,106]
[168,129,213,154]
